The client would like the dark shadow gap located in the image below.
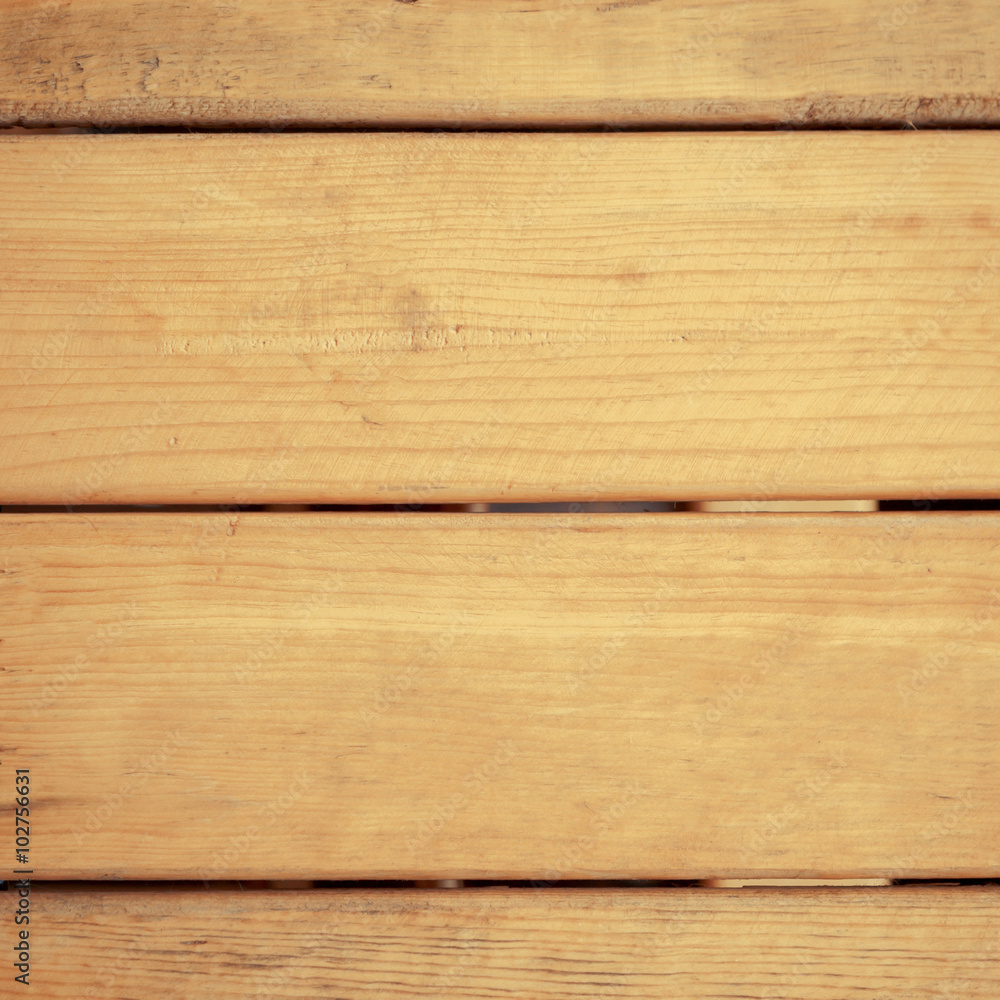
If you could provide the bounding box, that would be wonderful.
[4,501,1000,514]
[5,123,1000,135]
[7,878,997,891]
[879,499,1000,510]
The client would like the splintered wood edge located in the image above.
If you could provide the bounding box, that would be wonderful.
[2,0,1000,127]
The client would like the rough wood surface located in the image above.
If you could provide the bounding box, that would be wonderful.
[2,0,999,127]
[3,132,1000,504]
[3,512,999,879]
[14,886,1000,998]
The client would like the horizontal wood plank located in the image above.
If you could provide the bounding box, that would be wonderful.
[3,512,999,879]
[2,132,1000,504]
[14,886,1000,998]
[2,1,1000,127]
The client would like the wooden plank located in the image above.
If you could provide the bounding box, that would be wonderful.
[3,511,999,879]
[2,132,1000,505]
[2,1,1000,128]
[14,886,1000,997]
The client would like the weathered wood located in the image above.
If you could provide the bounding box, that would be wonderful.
[3,132,999,504]
[2,1,999,127]
[3,511,999,879]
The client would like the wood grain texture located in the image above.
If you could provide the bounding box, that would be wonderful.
[3,132,1000,504]
[2,0,1000,127]
[3,511,999,879]
[15,886,1000,998]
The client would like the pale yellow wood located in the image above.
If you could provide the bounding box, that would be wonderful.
[688,501,881,511]
[707,877,891,886]
[3,512,999,879]
[2,0,999,127]
[19,886,1000,998]
[2,132,1000,504]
